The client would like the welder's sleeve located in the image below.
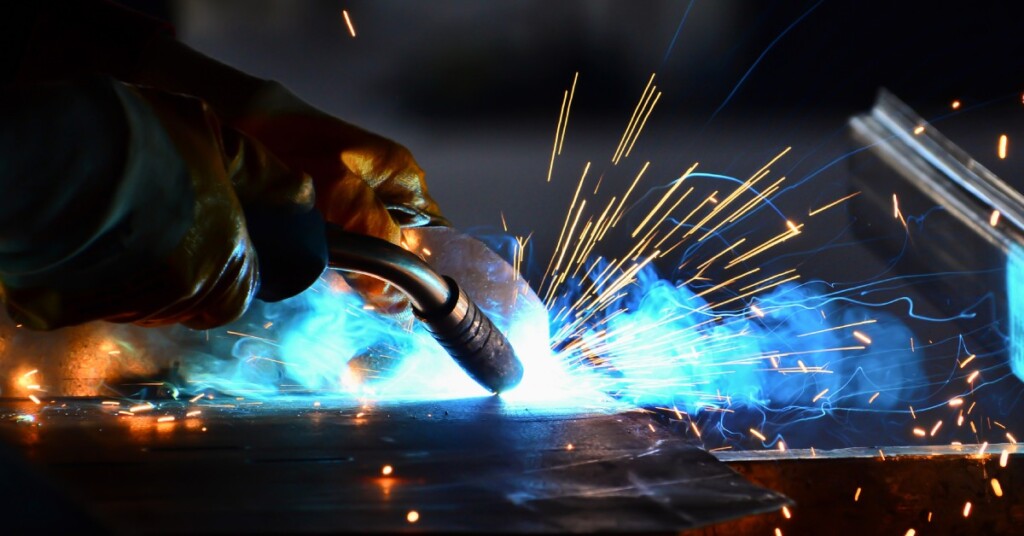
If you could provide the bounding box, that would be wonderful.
[0,77,325,330]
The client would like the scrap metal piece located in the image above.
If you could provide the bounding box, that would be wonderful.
[848,89,1024,381]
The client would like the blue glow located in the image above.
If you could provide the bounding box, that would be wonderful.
[1008,244,1024,382]
[185,270,619,411]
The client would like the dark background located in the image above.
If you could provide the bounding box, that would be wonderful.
[123,0,1024,256]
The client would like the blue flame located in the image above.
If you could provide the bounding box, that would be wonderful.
[174,163,1019,450]
[184,270,618,410]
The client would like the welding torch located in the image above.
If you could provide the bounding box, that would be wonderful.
[324,223,524,394]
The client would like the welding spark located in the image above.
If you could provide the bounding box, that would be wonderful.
[998,134,1008,159]
[164,64,1016,472]
[341,10,356,37]
[406,511,420,523]
[808,191,860,216]
[852,330,872,345]
[992,478,1003,497]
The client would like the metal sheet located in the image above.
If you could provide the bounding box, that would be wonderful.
[0,398,787,533]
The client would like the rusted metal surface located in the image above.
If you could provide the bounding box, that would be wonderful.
[685,447,1024,535]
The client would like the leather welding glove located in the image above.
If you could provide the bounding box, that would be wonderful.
[0,76,324,330]
[228,81,447,321]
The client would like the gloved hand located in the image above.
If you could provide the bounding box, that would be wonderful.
[228,81,447,319]
[0,77,324,330]
[126,32,447,320]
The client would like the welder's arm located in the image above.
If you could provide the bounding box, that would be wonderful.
[10,0,445,314]
[0,77,325,330]
[135,36,448,315]
[9,0,445,232]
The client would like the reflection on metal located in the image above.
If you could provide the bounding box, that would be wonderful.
[0,398,788,533]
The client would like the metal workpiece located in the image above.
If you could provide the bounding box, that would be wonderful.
[324,223,524,393]
[849,89,1024,255]
[0,398,790,534]
[848,90,1024,382]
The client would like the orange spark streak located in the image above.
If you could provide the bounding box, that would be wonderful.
[341,10,356,37]
[547,90,569,182]
[796,319,876,338]
[612,73,656,164]
[631,163,697,238]
[808,191,861,216]
[623,91,662,159]
[558,72,579,155]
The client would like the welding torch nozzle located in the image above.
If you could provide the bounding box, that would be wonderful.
[323,223,524,394]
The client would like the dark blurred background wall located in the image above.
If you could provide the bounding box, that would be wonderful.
[121,1,1024,262]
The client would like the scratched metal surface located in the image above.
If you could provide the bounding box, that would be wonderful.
[0,398,787,534]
